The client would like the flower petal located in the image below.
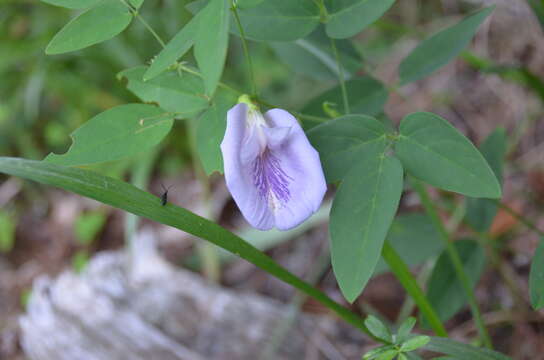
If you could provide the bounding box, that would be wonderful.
[221,103,274,230]
[262,126,291,149]
[263,109,327,230]
[222,104,327,231]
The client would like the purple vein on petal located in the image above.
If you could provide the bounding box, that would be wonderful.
[252,149,293,210]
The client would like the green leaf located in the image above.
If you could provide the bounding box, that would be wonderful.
[143,16,200,81]
[374,213,443,275]
[196,92,237,175]
[45,104,174,166]
[400,335,430,352]
[530,238,544,309]
[399,7,493,84]
[45,0,133,55]
[41,0,102,9]
[396,317,416,343]
[307,115,387,182]
[405,354,423,360]
[395,112,501,198]
[302,77,388,128]
[325,0,396,39]
[271,41,338,80]
[423,240,486,325]
[74,212,106,246]
[119,66,209,117]
[330,153,403,302]
[237,0,264,9]
[425,337,512,360]
[477,128,506,185]
[194,0,230,96]
[128,0,144,9]
[465,128,507,232]
[187,0,320,41]
[236,0,320,41]
[363,345,396,360]
[0,157,367,333]
[271,27,362,81]
[364,315,393,343]
[376,350,398,360]
[397,354,408,360]
[0,210,15,253]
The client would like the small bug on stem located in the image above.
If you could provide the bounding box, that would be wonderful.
[160,183,174,206]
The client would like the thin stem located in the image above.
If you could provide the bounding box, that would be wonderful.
[330,38,350,114]
[120,0,166,48]
[180,64,244,95]
[494,199,544,237]
[434,201,530,314]
[314,0,328,22]
[382,241,448,337]
[179,65,330,123]
[292,111,330,123]
[411,178,493,349]
[135,14,166,48]
[120,0,330,126]
[231,0,257,96]
[396,259,435,326]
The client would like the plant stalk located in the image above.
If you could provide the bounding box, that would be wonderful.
[411,178,493,348]
[382,241,448,337]
[330,38,350,114]
[231,0,258,96]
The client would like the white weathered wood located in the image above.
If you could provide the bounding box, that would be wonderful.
[20,228,366,360]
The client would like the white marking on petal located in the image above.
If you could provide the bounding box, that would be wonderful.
[252,149,293,213]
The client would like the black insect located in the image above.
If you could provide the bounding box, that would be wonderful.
[160,183,174,206]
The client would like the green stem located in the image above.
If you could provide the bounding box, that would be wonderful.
[121,11,329,124]
[179,65,330,123]
[382,241,448,337]
[120,0,166,48]
[435,201,530,314]
[493,200,544,237]
[314,0,328,22]
[135,14,166,47]
[0,157,373,338]
[411,178,493,348]
[330,38,350,114]
[231,0,257,96]
[292,111,329,123]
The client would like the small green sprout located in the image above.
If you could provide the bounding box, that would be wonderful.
[362,316,430,360]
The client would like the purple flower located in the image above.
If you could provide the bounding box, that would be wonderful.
[221,101,327,231]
